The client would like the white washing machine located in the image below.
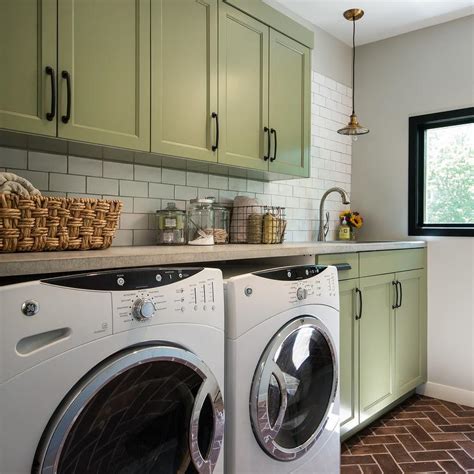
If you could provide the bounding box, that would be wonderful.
[225,265,340,474]
[0,267,225,474]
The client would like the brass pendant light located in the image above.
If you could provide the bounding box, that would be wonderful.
[337,8,369,138]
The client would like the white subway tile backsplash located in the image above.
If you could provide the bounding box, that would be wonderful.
[133,197,161,214]
[68,156,102,177]
[87,176,118,195]
[209,174,229,190]
[0,72,351,245]
[29,151,67,173]
[186,171,209,188]
[134,164,161,183]
[7,168,49,190]
[50,173,85,193]
[162,168,186,185]
[175,185,197,201]
[120,180,148,197]
[149,182,174,199]
[0,147,27,169]
[104,161,134,180]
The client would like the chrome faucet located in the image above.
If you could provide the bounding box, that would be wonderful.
[318,187,351,241]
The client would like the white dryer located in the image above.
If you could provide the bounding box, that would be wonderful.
[0,267,225,474]
[225,265,340,474]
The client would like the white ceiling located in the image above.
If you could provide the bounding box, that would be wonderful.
[272,0,474,45]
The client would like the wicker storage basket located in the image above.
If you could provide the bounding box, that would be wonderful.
[0,194,122,252]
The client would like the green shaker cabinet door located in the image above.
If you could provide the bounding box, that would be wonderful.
[57,0,150,150]
[0,0,57,136]
[395,270,427,394]
[268,30,310,177]
[218,5,269,171]
[339,279,360,437]
[359,273,396,423]
[151,0,218,162]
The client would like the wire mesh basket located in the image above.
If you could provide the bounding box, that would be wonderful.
[230,205,287,244]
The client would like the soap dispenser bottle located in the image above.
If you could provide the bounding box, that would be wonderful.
[339,217,351,240]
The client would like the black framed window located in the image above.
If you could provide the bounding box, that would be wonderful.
[409,107,474,237]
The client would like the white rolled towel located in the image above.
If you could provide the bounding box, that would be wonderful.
[0,172,42,198]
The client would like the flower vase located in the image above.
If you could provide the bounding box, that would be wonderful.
[350,228,357,241]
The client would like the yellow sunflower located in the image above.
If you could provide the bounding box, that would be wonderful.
[350,215,363,229]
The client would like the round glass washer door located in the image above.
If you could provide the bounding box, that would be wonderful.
[34,345,224,474]
[250,316,337,462]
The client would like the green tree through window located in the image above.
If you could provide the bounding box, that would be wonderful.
[425,123,474,224]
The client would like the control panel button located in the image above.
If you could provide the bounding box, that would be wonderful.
[117,277,125,286]
[296,288,308,301]
[21,300,39,317]
[132,298,155,321]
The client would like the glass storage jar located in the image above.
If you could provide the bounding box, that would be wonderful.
[187,198,215,246]
[156,202,186,245]
[213,203,231,244]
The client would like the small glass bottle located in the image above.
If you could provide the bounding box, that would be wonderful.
[187,198,215,246]
[213,203,231,244]
[156,202,186,245]
[338,217,351,240]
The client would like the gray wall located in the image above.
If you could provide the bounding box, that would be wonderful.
[351,15,474,404]
[264,0,352,87]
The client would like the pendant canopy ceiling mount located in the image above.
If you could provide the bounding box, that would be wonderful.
[337,8,369,137]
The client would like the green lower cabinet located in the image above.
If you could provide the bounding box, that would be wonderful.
[359,273,397,424]
[339,279,360,437]
[318,250,427,440]
[394,270,427,394]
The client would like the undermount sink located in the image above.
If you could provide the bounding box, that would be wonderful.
[326,240,397,244]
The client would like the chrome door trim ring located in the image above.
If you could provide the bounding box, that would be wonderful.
[249,316,338,462]
[35,344,224,474]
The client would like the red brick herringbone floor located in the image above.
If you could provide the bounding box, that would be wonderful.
[342,395,474,473]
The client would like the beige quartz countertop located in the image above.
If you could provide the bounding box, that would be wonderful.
[0,241,426,277]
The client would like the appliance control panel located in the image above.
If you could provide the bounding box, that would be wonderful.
[110,268,221,332]
[43,267,223,333]
[253,265,339,307]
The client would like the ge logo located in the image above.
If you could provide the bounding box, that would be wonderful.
[21,300,39,317]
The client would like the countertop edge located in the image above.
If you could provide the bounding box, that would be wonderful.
[0,241,427,277]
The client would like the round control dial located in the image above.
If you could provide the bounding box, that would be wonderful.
[296,288,308,301]
[132,298,155,321]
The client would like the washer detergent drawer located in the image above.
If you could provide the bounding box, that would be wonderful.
[0,282,112,383]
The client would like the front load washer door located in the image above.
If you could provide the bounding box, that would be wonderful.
[33,345,224,474]
[250,316,337,462]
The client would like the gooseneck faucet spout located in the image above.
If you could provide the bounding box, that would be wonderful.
[318,187,351,241]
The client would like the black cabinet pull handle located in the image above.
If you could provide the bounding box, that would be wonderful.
[211,112,219,151]
[45,66,56,121]
[270,128,277,162]
[398,281,403,308]
[392,281,399,309]
[61,70,71,124]
[355,288,363,320]
[264,127,270,161]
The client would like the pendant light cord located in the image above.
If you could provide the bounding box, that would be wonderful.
[352,18,356,114]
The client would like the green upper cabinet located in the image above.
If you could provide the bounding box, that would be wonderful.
[218,4,269,171]
[339,279,360,437]
[268,30,310,177]
[0,0,57,136]
[57,0,150,150]
[394,270,427,394]
[359,273,396,423]
[151,0,218,162]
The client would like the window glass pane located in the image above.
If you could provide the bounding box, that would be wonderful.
[424,123,474,224]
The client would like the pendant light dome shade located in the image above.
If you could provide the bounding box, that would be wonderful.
[337,8,369,137]
[337,113,369,136]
